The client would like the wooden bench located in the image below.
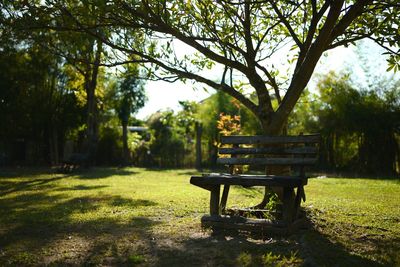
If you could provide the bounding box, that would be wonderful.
[59,153,90,173]
[190,134,320,234]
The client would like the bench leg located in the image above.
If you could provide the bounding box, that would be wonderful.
[220,185,230,213]
[282,187,295,223]
[293,186,305,219]
[210,185,221,216]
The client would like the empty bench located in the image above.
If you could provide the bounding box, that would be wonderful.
[190,134,320,234]
[59,153,90,173]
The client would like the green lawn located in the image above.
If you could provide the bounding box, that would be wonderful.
[0,168,399,266]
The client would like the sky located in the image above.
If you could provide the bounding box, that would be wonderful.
[135,79,213,120]
[135,40,387,120]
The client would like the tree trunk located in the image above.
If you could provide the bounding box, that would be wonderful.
[84,40,103,165]
[52,125,59,165]
[195,122,202,171]
[328,133,335,168]
[255,115,291,209]
[122,120,130,165]
[85,77,98,165]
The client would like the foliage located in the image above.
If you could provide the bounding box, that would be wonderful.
[2,0,126,163]
[127,254,146,265]
[95,125,123,165]
[262,251,302,267]
[217,113,241,136]
[2,1,400,170]
[195,91,260,166]
[175,100,198,137]
[290,71,400,174]
[115,65,147,125]
[0,0,151,166]
[236,251,252,267]
[136,101,203,168]
[113,64,147,164]
[0,38,84,165]
[146,110,186,167]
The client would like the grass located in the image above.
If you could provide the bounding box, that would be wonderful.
[0,167,399,266]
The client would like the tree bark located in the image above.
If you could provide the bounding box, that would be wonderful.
[195,122,202,171]
[122,120,130,165]
[52,125,59,165]
[254,116,291,209]
[84,40,102,165]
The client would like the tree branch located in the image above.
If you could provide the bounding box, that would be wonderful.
[273,0,345,132]
[254,63,281,103]
[327,33,372,50]
[329,0,373,44]
[268,0,303,49]
[61,3,259,117]
[295,1,330,73]
[368,36,400,56]
[120,1,251,76]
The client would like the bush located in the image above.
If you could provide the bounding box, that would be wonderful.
[96,126,123,165]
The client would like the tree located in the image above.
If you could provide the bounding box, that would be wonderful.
[22,0,398,135]
[115,65,146,164]
[3,1,108,164]
[175,101,200,167]
[51,3,106,164]
[0,33,83,165]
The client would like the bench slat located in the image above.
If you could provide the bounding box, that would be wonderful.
[220,134,320,145]
[217,157,317,166]
[219,147,317,155]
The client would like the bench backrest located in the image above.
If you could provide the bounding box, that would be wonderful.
[217,134,320,169]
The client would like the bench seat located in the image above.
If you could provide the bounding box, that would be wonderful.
[191,174,307,189]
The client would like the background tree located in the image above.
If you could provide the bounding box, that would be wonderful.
[146,110,186,168]
[317,72,399,175]
[115,65,147,165]
[50,2,105,163]
[176,101,199,167]
[0,31,83,165]
[290,71,400,175]
[196,91,260,166]
[3,1,109,164]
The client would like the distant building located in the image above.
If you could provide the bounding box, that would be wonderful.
[127,126,148,133]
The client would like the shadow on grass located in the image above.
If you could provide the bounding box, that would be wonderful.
[147,224,394,267]
[0,188,160,266]
[143,167,177,172]
[0,175,68,197]
[177,168,266,177]
[0,167,140,197]
[297,228,388,267]
[55,184,109,191]
[0,167,59,178]
[143,167,211,174]
[176,170,203,176]
[76,167,138,179]
[111,196,157,207]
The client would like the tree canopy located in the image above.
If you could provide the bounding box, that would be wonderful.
[9,0,399,134]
